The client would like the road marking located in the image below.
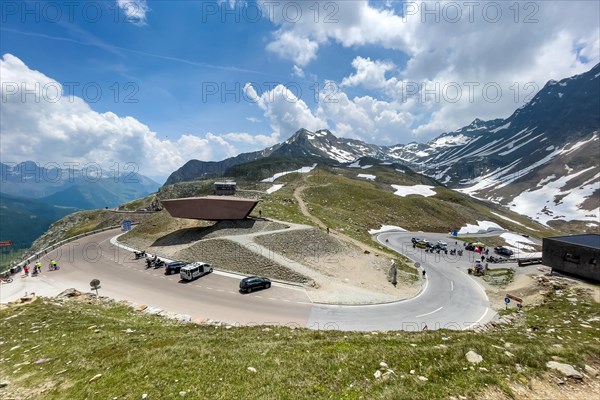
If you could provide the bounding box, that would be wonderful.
[217,289,225,292]
[450,281,454,291]
[415,306,443,318]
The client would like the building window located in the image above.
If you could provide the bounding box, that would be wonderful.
[564,253,580,264]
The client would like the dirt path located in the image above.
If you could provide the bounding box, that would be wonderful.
[293,185,390,258]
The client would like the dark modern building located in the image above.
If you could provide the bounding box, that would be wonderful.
[542,234,600,282]
[214,182,236,195]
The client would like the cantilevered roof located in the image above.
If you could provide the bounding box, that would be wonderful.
[161,196,257,221]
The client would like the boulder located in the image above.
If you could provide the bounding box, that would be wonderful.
[546,361,583,379]
[466,350,483,364]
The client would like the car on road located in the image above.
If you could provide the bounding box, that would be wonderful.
[180,262,213,281]
[165,260,188,275]
[239,276,271,293]
[415,240,429,249]
[494,246,514,256]
[436,241,448,250]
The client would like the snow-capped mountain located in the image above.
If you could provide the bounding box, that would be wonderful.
[394,63,600,227]
[164,64,599,228]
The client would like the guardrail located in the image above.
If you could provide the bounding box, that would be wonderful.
[11,224,138,270]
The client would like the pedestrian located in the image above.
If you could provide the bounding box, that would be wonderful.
[326,227,329,234]
[23,265,29,276]
[259,209,262,217]
[422,270,426,279]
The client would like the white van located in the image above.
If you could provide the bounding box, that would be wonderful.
[180,262,213,281]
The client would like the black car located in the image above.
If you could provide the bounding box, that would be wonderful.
[165,261,188,275]
[239,276,271,293]
[494,246,514,256]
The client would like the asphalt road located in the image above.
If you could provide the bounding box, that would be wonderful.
[307,231,494,331]
[1,229,495,331]
[1,229,313,327]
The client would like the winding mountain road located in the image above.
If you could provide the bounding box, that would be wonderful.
[1,229,495,331]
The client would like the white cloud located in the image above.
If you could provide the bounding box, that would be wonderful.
[245,117,261,123]
[341,56,396,91]
[266,31,319,66]
[116,0,150,26]
[292,65,305,78]
[223,132,279,146]
[260,0,599,141]
[0,54,240,179]
[244,82,328,137]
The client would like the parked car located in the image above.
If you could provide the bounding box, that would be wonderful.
[165,261,188,275]
[180,262,213,281]
[436,241,448,250]
[465,243,475,251]
[415,240,429,249]
[494,246,514,256]
[239,276,271,293]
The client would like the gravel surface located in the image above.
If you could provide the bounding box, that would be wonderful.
[174,239,310,284]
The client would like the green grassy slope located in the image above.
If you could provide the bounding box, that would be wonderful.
[0,286,597,399]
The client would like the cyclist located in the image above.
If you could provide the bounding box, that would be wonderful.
[50,259,58,270]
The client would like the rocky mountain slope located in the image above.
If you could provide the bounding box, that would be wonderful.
[164,64,599,228]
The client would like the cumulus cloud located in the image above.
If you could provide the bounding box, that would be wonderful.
[116,0,150,26]
[0,54,238,178]
[243,82,328,137]
[259,0,599,141]
[266,31,319,66]
[223,132,279,146]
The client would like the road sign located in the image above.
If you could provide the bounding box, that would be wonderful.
[122,220,132,232]
[505,297,510,304]
[506,294,523,303]
[0,241,13,247]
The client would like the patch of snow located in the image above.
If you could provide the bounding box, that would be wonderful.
[510,167,600,225]
[537,174,556,187]
[396,169,406,173]
[490,212,525,227]
[391,184,436,197]
[361,165,373,169]
[357,174,376,181]
[546,145,554,151]
[266,184,284,194]
[498,133,545,156]
[368,225,407,235]
[587,222,598,227]
[430,134,471,148]
[261,164,317,183]
[559,82,567,86]
[558,92,563,98]
[490,122,511,133]
[458,221,506,234]
[348,161,361,168]
[500,233,536,251]
[415,151,430,157]
[381,162,392,165]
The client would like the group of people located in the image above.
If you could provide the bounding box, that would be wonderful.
[21,260,59,276]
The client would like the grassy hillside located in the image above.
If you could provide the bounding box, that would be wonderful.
[0,284,597,399]
[30,209,153,253]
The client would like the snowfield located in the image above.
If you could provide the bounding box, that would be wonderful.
[368,225,407,235]
[357,174,376,181]
[391,184,436,197]
[458,221,506,234]
[266,184,284,194]
[500,232,537,251]
[261,164,317,183]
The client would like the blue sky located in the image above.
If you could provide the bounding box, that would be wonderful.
[1,0,598,182]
